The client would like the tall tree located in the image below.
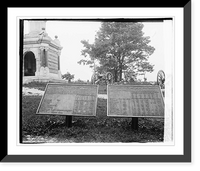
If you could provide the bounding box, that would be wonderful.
[78,22,155,82]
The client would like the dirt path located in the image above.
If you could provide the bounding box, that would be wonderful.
[23,87,108,99]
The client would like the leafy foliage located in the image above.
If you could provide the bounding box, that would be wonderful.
[62,72,74,82]
[78,22,155,82]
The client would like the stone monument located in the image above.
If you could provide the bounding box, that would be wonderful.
[23,21,63,83]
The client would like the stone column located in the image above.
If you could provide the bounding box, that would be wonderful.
[57,50,61,70]
[35,57,40,77]
[57,50,62,79]
[39,47,45,67]
[58,55,60,70]
[39,47,45,77]
[45,47,49,67]
[35,49,40,73]
[43,47,49,78]
[23,49,28,76]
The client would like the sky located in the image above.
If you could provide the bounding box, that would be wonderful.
[24,21,164,82]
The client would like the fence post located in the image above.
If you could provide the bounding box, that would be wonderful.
[131,117,138,131]
[65,116,72,128]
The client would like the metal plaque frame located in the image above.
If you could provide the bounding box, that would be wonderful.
[36,83,99,116]
[107,85,164,118]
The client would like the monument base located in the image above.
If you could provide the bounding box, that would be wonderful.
[23,76,66,84]
[23,67,65,84]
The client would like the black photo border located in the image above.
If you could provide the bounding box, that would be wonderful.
[3,2,191,162]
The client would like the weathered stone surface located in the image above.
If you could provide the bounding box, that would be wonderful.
[23,21,62,83]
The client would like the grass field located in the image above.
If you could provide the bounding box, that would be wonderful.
[22,82,164,143]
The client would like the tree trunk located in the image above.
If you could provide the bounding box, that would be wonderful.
[119,68,122,81]
[119,64,123,81]
[114,69,118,82]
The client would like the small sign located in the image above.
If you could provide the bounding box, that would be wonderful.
[36,83,98,116]
[107,85,164,117]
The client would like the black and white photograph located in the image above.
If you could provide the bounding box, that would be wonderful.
[4,5,191,163]
[21,19,173,144]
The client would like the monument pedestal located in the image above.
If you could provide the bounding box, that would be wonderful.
[23,21,63,83]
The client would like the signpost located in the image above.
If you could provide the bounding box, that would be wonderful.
[36,83,98,127]
[107,85,164,130]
